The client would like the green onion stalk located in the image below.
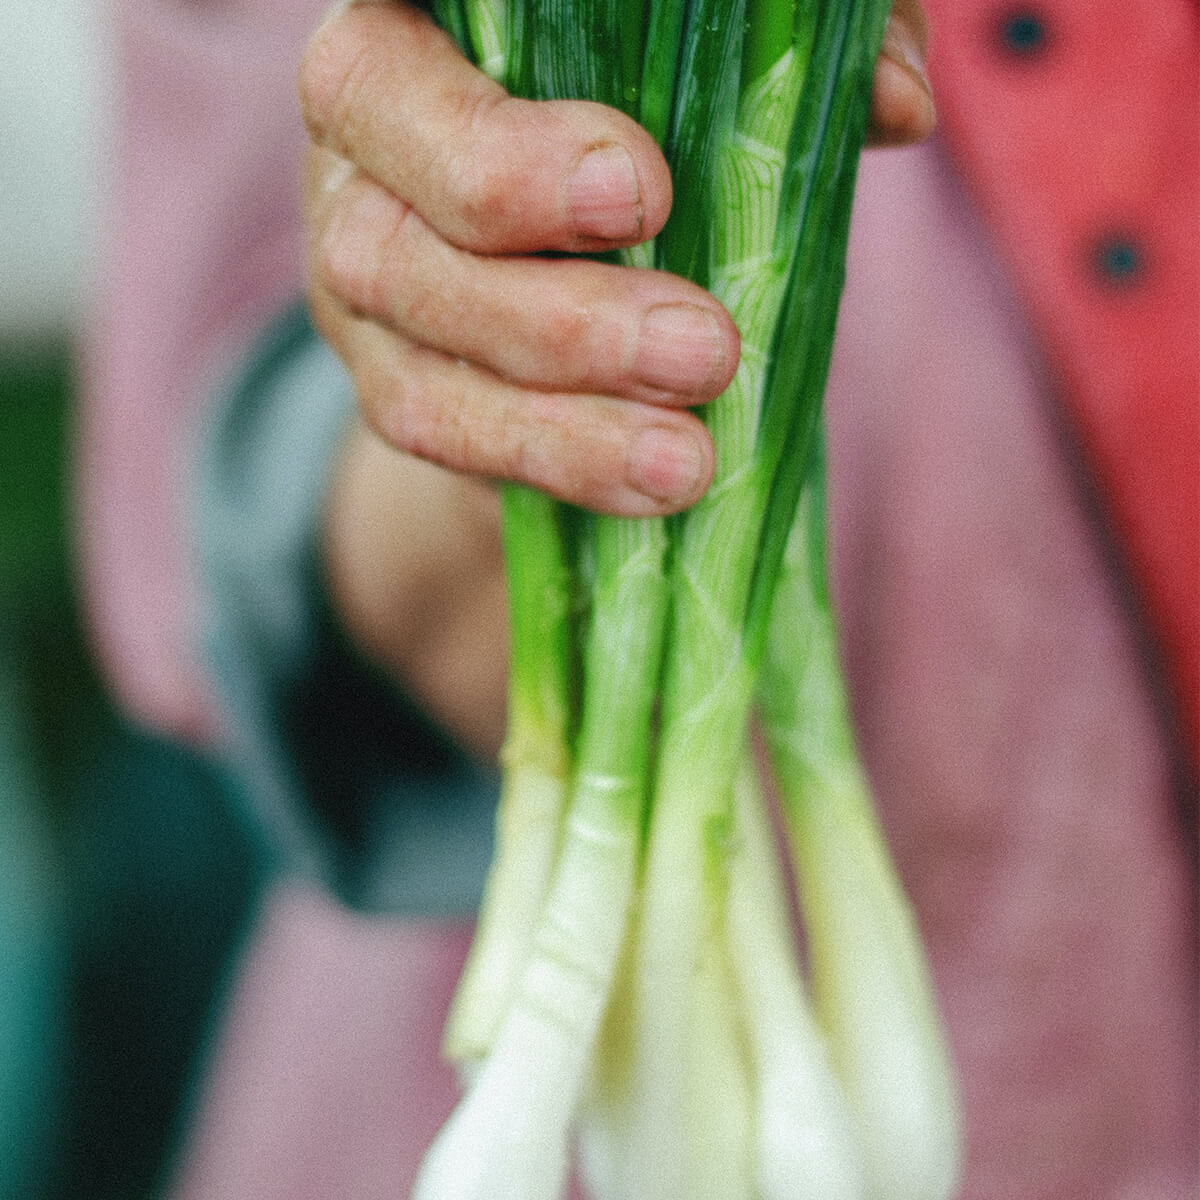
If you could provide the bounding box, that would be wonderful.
[757,443,963,1199]
[421,2,674,1195]
[413,0,962,1195]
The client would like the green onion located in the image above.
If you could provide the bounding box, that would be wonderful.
[420,3,674,1194]
[723,749,867,1200]
[441,486,573,1064]
[414,0,962,1196]
[758,444,963,1200]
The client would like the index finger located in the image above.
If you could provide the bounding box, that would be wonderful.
[299,2,674,254]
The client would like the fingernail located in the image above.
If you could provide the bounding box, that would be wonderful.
[567,145,643,241]
[626,426,707,505]
[881,15,933,100]
[634,304,727,396]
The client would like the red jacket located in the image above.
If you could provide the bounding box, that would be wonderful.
[926,0,1199,768]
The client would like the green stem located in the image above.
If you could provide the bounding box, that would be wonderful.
[443,484,575,1062]
[657,0,748,283]
[758,460,963,1200]
[741,0,889,666]
[637,0,686,144]
[724,749,866,1200]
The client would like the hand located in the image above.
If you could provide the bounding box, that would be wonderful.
[300,0,933,518]
[870,0,934,150]
[302,0,933,756]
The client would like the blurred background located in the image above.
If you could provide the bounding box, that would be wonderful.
[0,0,110,728]
[3,8,263,1200]
[0,0,106,703]
[1,3,112,1195]
[0,0,105,337]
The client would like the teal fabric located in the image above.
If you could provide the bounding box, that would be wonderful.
[0,346,264,1200]
[192,304,500,915]
[51,722,265,1200]
[0,636,65,1200]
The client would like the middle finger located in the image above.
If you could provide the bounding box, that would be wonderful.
[310,154,740,406]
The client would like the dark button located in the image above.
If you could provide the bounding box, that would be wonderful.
[1091,234,1146,287]
[996,9,1050,58]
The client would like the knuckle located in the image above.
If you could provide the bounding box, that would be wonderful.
[444,157,512,241]
[536,304,600,387]
[298,11,376,150]
[540,302,593,352]
[317,184,417,319]
[404,367,534,487]
[390,267,443,341]
[304,284,346,356]
[297,16,343,137]
[376,213,446,333]
[437,93,523,240]
[360,346,416,449]
[315,201,376,312]
[513,391,586,492]
[373,348,468,472]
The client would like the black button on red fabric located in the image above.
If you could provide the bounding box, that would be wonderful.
[927,0,1200,755]
[1091,234,1145,287]
[996,8,1049,57]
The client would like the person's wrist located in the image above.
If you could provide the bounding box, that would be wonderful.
[322,422,508,757]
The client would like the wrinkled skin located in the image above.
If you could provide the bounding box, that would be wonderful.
[304,0,934,749]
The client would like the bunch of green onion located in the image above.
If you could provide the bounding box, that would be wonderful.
[412,0,962,1196]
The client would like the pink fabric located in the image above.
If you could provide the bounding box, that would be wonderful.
[829,142,1197,1200]
[80,0,321,741]
[170,884,590,1200]
[924,0,1200,765]
[170,885,473,1200]
[83,2,1197,1196]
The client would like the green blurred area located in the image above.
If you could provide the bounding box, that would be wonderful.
[0,347,266,1200]
[0,341,97,1200]
[0,344,73,578]
[0,342,112,806]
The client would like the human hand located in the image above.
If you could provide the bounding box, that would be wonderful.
[300,0,933,518]
[302,0,933,756]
